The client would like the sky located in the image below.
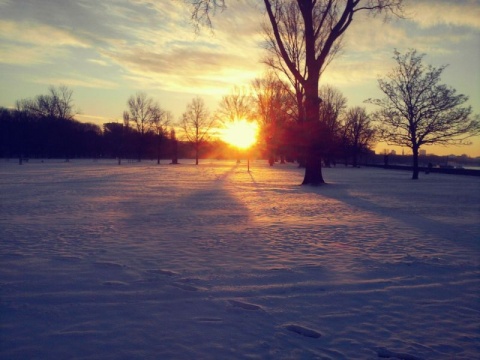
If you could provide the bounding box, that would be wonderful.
[0,0,479,157]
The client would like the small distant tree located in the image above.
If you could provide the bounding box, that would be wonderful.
[124,92,165,161]
[151,110,172,164]
[368,49,480,179]
[17,85,76,121]
[16,85,78,161]
[216,87,255,163]
[104,122,125,164]
[342,106,376,167]
[181,97,216,165]
[169,128,179,164]
[251,72,295,164]
[318,85,347,166]
[217,86,254,123]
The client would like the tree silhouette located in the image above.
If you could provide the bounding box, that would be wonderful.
[169,128,179,164]
[181,97,216,165]
[342,106,376,167]
[216,86,255,163]
[16,85,76,121]
[14,86,83,161]
[124,92,164,162]
[151,110,172,165]
[251,72,295,165]
[367,49,480,179]
[318,85,347,166]
[104,122,125,164]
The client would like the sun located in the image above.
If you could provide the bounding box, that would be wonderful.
[220,119,259,150]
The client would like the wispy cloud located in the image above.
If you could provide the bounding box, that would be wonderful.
[115,45,260,96]
[406,0,480,30]
[87,58,111,67]
[0,42,70,65]
[0,20,89,47]
[31,75,119,90]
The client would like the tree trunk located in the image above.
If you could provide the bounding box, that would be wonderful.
[302,152,324,185]
[171,139,178,164]
[412,147,419,180]
[195,143,199,165]
[301,77,324,185]
[157,136,162,165]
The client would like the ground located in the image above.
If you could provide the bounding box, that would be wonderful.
[0,159,479,359]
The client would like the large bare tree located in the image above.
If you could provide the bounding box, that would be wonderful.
[263,1,342,128]
[367,49,480,179]
[187,0,404,185]
[181,96,216,165]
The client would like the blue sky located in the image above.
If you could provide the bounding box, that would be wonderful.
[1,0,479,156]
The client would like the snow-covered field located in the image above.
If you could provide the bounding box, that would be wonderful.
[1,159,479,359]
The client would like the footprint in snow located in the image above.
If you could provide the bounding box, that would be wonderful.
[377,348,424,360]
[285,324,321,338]
[93,261,124,270]
[170,282,200,292]
[228,300,262,311]
[194,317,223,323]
[102,280,128,286]
[146,269,178,276]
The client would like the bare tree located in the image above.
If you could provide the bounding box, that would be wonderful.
[169,128,179,164]
[367,49,480,179]
[318,85,347,165]
[124,92,164,161]
[15,85,78,162]
[187,0,404,185]
[151,110,172,164]
[216,86,254,124]
[181,96,216,165]
[342,106,376,167]
[216,86,256,162]
[251,72,296,164]
[263,1,342,127]
[16,85,76,121]
[104,122,125,165]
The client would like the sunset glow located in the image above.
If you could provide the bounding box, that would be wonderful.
[0,1,478,156]
[220,119,258,150]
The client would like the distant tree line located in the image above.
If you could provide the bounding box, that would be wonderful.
[0,105,224,164]
[0,87,189,163]
[0,82,377,167]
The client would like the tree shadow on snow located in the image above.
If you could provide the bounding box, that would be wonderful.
[295,180,480,252]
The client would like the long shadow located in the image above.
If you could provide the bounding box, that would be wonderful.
[296,181,480,252]
[116,162,264,271]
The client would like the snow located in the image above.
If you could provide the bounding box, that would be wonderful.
[0,159,479,359]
